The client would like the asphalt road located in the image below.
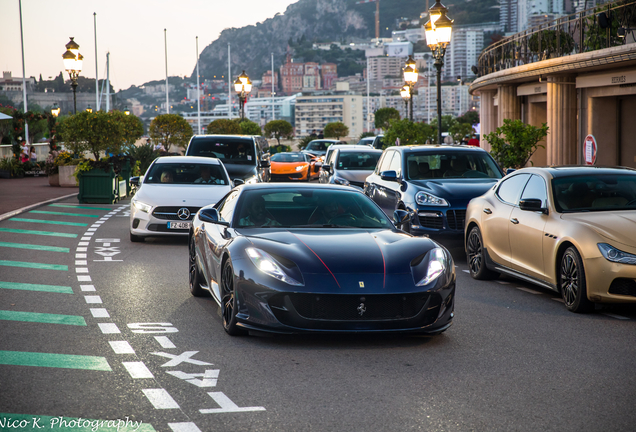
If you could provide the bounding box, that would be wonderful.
[1,196,635,432]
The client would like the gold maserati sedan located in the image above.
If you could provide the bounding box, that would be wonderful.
[465,166,636,313]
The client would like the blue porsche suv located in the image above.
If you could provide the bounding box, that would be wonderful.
[364,145,504,240]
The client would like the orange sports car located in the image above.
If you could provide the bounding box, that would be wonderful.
[269,152,321,182]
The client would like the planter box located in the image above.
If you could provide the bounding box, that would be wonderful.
[48,173,60,187]
[0,170,10,179]
[59,165,79,187]
[78,167,118,204]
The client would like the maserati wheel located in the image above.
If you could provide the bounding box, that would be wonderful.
[467,226,499,280]
[560,247,594,313]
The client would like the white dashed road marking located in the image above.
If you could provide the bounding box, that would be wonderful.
[84,295,102,304]
[168,423,202,432]
[98,323,121,334]
[109,341,135,354]
[123,362,154,379]
[80,285,95,291]
[199,392,265,414]
[142,389,180,409]
[90,308,110,318]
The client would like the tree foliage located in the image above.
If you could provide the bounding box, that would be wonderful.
[207,119,241,135]
[235,118,262,136]
[484,119,549,169]
[119,113,145,151]
[457,110,479,126]
[150,114,193,152]
[58,111,128,159]
[448,122,475,143]
[383,119,436,148]
[374,107,401,130]
[264,120,294,145]
[323,122,349,140]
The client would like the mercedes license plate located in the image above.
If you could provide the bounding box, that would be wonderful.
[167,221,191,230]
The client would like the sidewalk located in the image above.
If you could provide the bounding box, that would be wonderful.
[0,176,79,220]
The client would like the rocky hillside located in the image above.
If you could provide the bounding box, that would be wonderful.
[195,0,499,82]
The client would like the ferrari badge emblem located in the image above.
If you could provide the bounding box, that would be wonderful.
[357,303,366,316]
[359,281,365,288]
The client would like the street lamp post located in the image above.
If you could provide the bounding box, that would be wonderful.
[62,37,83,115]
[403,55,418,122]
[424,0,453,144]
[400,85,410,119]
[234,70,252,120]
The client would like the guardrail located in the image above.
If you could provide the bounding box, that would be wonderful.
[476,0,636,77]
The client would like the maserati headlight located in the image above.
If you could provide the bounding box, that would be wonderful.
[295,165,305,172]
[246,247,303,286]
[132,198,152,213]
[416,248,446,286]
[416,192,449,206]
[333,177,350,186]
[598,243,636,265]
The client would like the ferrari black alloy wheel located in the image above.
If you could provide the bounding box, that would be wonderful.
[560,247,593,313]
[467,226,498,280]
[221,260,246,335]
[189,236,208,297]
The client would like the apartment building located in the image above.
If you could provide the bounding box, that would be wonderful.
[295,94,363,138]
[445,22,501,82]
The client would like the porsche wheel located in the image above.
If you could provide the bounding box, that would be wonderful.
[189,236,208,297]
[221,260,246,335]
[560,247,594,313]
[466,226,499,280]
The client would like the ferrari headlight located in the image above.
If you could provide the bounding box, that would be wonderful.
[295,165,305,172]
[246,247,303,286]
[416,248,446,286]
[333,177,350,186]
[132,198,152,213]
[416,192,449,207]
[598,243,636,265]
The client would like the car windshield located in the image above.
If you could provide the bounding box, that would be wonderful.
[144,163,229,185]
[234,188,393,229]
[305,141,332,152]
[271,153,307,163]
[552,174,636,212]
[406,151,503,180]
[336,152,381,171]
[187,137,255,165]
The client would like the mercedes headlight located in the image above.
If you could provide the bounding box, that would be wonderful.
[333,177,350,186]
[246,247,303,286]
[598,243,636,265]
[416,248,447,286]
[132,198,152,213]
[416,191,449,206]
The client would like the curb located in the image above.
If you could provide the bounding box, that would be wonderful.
[0,193,79,223]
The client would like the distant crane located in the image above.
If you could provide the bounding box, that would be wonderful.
[355,0,380,39]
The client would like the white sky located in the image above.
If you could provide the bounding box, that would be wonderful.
[1,0,297,91]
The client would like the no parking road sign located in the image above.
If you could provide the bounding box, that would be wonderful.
[584,134,597,165]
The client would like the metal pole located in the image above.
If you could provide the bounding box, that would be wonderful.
[409,84,414,121]
[106,52,110,112]
[196,36,201,134]
[436,60,443,145]
[366,57,370,132]
[228,44,232,119]
[165,29,169,114]
[271,52,275,121]
[19,0,29,143]
[72,80,77,114]
[427,57,431,124]
[94,13,99,110]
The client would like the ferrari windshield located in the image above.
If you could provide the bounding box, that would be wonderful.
[552,174,636,212]
[144,163,229,185]
[235,188,393,229]
[271,153,308,163]
[406,152,503,180]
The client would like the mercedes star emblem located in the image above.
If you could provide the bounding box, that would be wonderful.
[177,207,191,220]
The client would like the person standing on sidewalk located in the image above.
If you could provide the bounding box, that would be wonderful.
[20,140,29,163]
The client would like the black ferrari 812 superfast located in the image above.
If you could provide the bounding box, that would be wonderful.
[189,183,455,336]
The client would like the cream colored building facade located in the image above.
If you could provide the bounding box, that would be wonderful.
[295,94,363,139]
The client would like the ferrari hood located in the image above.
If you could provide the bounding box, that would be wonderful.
[409,179,496,202]
[243,229,436,276]
[137,184,231,208]
[562,212,636,247]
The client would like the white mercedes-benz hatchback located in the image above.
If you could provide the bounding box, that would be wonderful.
[130,156,232,242]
